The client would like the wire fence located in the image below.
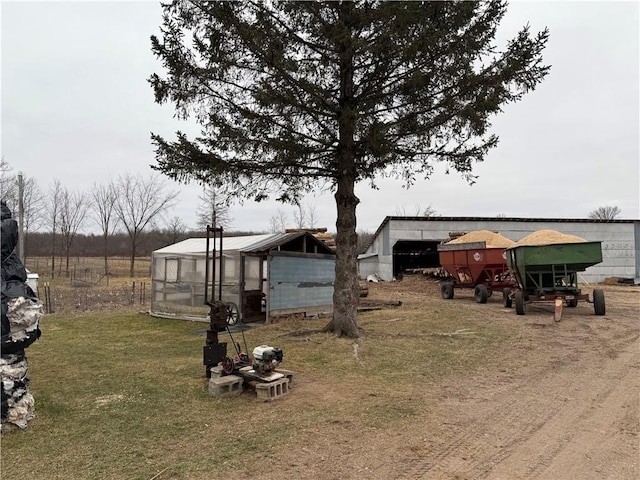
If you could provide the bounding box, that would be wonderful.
[39,280,149,314]
[26,256,152,282]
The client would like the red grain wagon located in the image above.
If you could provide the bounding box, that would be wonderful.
[437,241,517,303]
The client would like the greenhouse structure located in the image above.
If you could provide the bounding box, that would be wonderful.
[151,232,336,322]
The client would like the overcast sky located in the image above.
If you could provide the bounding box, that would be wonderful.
[1,1,638,234]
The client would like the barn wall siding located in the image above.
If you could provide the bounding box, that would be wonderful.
[360,218,639,283]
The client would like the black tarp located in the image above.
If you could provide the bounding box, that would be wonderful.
[1,201,41,432]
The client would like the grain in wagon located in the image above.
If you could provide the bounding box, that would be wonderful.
[446,230,516,248]
[515,229,586,246]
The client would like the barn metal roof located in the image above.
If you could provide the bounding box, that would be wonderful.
[362,215,639,254]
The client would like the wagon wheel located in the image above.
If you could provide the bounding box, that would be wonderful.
[503,288,512,308]
[593,289,605,316]
[515,291,526,315]
[441,283,454,300]
[474,284,488,304]
[225,302,239,326]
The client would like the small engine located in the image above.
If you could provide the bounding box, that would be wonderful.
[252,345,283,375]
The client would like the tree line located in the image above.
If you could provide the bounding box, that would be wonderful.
[1,159,242,278]
[2,158,371,278]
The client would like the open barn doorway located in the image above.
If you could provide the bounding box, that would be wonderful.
[392,240,441,279]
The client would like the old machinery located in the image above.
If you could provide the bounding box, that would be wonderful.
[251,345,284,375]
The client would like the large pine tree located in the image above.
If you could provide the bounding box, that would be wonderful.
[149,1,549,337]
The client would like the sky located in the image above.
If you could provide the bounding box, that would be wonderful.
[1,1,638,235]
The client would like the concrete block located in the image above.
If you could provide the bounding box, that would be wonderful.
[255,378,289,401]
[208,375,243,398]
[274,368,294,388]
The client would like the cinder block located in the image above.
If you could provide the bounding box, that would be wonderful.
[209,365,224,378]
[274,368,294,388]
[255,377,289,401]
[208,375,243,398]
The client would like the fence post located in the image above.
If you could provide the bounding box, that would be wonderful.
[44,282,54,314]
[131,281,136,305]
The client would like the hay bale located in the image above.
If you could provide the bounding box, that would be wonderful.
[446,230,515,248]
[515,229,586,246]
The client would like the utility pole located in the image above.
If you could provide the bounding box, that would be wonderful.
[18,172,25,263]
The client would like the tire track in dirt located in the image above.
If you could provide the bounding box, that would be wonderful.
[488,340,639,480]
[389,314,639,480]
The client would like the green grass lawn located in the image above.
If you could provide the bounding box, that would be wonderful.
[1,303,510,479]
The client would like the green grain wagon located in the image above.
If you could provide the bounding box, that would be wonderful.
[504,241,605,320]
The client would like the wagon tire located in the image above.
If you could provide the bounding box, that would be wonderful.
[441,283,454,300]
[593,289,605,316]
[515,291,526,315]
[503,288,512,308]
[567,298,578,308]
[474,284,488,304]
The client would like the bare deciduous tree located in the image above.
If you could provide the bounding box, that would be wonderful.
[21,176,45,261]
[356,229,374,255]
[420,205,438,217]
[90,181,120,282]
[47,180,63,277]
[307,202,318,229]
[113,173,178,277]
[165,216,187,244]
[195,185,233,230]
[59,187,88,277]
[0,157,17,208]
[269,209,288,233]
[588,205,621,220]
[293,203,307,229]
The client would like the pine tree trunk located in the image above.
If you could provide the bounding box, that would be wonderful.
[324,174,360,337]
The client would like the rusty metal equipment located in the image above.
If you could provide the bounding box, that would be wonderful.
[504,241,605,321]
[202,226,285,381]
[437,241,517,303]
[203,225,244,377]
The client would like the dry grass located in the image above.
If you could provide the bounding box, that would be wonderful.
[0,276,513,479]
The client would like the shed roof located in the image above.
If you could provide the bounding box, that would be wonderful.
[153,232,335,256]
[153,234,275,255]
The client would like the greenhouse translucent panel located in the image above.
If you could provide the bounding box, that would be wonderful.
[165,258,178,283]
[152,257,165,280]
[180,258,197,282]
[195,259,207,282]
[222,255,239,282]
[245,256,261,290]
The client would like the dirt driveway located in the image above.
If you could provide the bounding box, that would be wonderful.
[259,277,639,480]
[364,278,640,479]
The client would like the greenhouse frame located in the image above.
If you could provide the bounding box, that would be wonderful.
[151,232,336,322]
